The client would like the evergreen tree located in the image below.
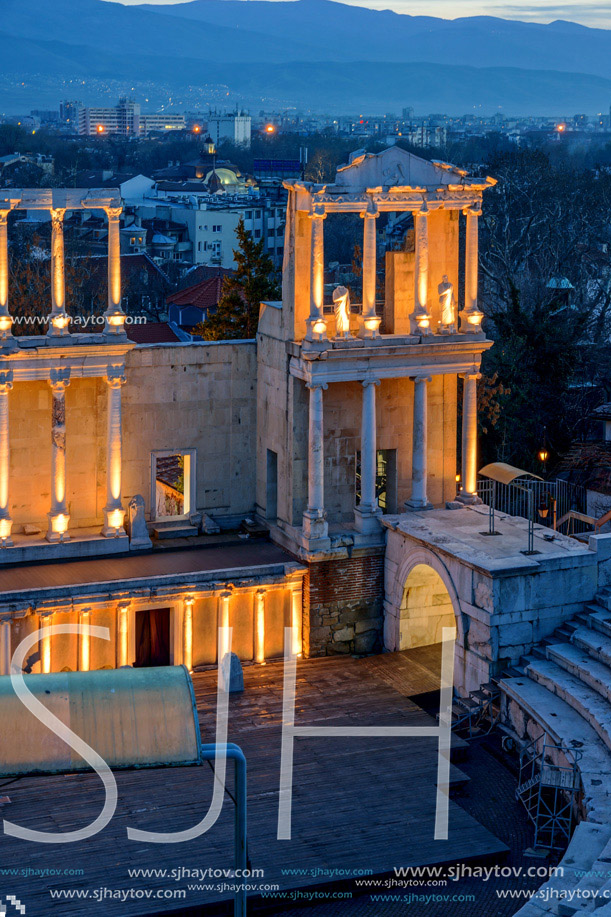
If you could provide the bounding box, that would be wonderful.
[194,219,280,341]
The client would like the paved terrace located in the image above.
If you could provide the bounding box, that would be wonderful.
[0,651,506,916]
[0,542,296,602]
[383,504,592,574]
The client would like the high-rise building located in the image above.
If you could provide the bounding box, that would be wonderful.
[207,112,251,148]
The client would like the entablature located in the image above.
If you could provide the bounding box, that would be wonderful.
[0,335,134,382]
[288,335,492,385]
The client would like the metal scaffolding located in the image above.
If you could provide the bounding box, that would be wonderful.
[516,735,581,850]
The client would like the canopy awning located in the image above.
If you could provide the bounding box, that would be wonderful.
[479,462,543,486]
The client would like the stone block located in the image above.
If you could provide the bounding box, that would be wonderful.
[332,625,354,642]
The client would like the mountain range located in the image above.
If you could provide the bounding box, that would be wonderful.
[1,0,611,115]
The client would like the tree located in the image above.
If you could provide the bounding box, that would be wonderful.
[194,219,280,341]
[477,150,611,470]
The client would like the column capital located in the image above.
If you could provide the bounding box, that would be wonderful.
[49,367,71,391]
[255,587,266,597]
[412,374,432,384]
[309,205,327,221]
[415,201,430,218]
[183,595,196,607]
[463,204,482,218]
[49,207,66,229]
[106,366,127,388]
[0,210,10,226]
[359,201,379,220]
[458,371,482,381]
[0,369,13,393]
[306,380,328,391]
[106,206,123,222]
[362,377,380,388]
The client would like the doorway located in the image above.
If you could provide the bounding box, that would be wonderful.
[135,608,171,667]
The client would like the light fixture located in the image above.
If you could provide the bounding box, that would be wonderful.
[107,508,125,532]
[0,518,12,546]
[50,313,70,333]
[52,513,69,536]
[0,314,12,339]
[312,318,328,340]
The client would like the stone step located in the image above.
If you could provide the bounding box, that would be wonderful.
[499,675,611,824]
[525,658,611,754]
[596,590,611,613]
[574,628,611,668]
[511,822,611,917]
[547,643,611,706]
[588,611,611,640]
[152,522,199,539]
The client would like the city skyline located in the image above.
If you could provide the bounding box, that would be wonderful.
[109,0,611,30]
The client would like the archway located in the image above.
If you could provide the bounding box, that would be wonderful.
[399,563,455,651]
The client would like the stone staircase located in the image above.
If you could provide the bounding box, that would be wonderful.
[500,587,611,915]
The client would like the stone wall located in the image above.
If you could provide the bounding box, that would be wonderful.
[303,550,385,656]
[123,341,257,525]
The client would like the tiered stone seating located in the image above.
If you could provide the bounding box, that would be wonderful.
[500,588,611,915]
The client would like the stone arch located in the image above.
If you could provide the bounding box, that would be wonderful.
[385,544,464,654]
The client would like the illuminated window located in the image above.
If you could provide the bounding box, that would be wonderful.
[151,450,196,521]
[355,449,397,513]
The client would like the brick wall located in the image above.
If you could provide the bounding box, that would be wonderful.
[303,551,385,657]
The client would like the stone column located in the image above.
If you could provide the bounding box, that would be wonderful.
[48,208,70,337]
[305,207,327,342]
[0,370,13,546]
[102,367,126,537]
[405,376,433,510]
[290,581,303,656]
[302,381,328,540]
[355,378,382,533]
[46,367,71,542]
[457,373,482,504]
[0,620,11,675]
[359,202,380,338]
[79,608,91,672]
[254,589,265,664]
[117,603,130,667]
[218,591,231,662]
[460,205,484,333]
[0,211,13,339]
[40,612,52,674]
[104,206,126,334]
[183,597,194,672]
[410,204,432,335]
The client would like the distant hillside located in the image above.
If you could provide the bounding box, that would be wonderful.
[1,0,610,114]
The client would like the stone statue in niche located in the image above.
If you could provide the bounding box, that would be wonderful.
[128,495,152,550]
[332,285,351,339]
[438,275,456,333]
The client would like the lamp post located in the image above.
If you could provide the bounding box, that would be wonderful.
[538,427,549,477]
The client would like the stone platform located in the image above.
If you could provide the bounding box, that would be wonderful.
[382,505,611,693]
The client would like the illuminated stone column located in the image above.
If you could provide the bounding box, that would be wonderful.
[218,590,231,662]
[290,581,303,656]
[254,589,265,664]
[457,373,482,504]
[102,367,126,537]
[183,596,194,672]
[355,378,382,534]
[46,368,70,542]
[302,381,328,540]
[0,369,13,546]
[104,207,126,334]
[0,211,13,339]
[409,204,432,335]
[305,206,327,342]
[79,608,91,672]
[117,602,130,667]
[405,376,432,510]
[48,208,70,337]
[460,205,484,333]
[359,203,380,339]
[0,620,11,676]
[40,612,53,674]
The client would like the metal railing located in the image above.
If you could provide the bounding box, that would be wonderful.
[478,477,587,533]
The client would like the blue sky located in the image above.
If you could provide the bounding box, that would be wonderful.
[112,0,610,29]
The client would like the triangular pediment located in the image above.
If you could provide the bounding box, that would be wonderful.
[334,146,467,190]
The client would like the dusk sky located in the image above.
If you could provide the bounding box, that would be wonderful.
[111,0,611,30]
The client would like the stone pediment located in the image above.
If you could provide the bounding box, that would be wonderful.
[334,147,467,190]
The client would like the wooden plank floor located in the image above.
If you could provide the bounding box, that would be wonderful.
[0,649,507,916]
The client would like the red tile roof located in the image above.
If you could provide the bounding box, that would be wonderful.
[126,322,182,344]
[167,275,226,311]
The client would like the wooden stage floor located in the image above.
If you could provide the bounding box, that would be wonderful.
[0,647,507,916]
